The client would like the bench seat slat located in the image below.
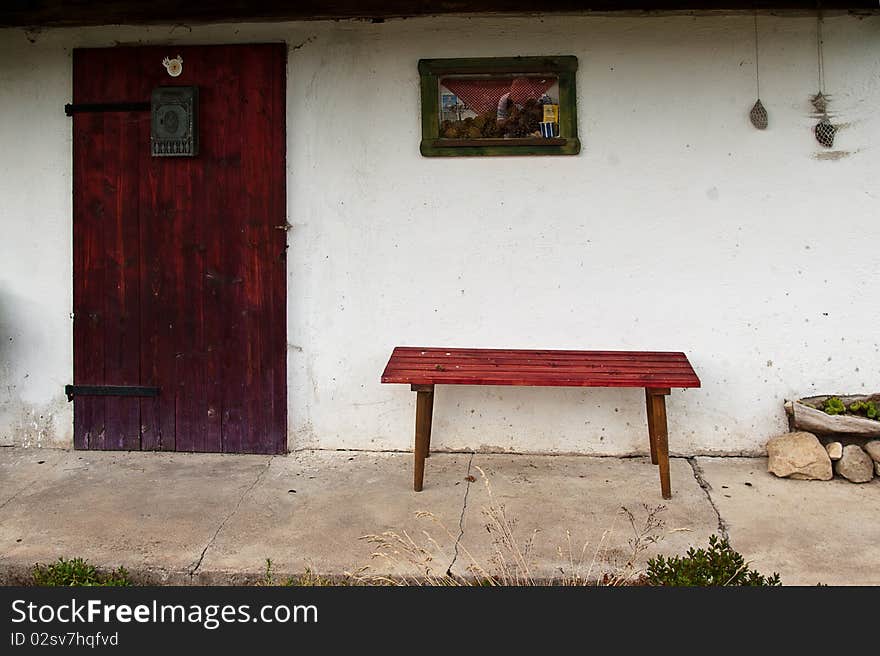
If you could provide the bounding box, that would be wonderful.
[385,377,697,387]
[392,346,689,360]
[383,374,699,387]
[395,358,691,372]
[382,347,700,388]
[389,367,696,376]
[388,355,696,366]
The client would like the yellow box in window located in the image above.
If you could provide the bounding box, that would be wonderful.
[543,104,559,123]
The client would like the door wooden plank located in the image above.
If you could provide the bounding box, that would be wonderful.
[137,49,176,450]
[71,68,88,450]
[257,44,286,455]
[135,45,160,450]
[199,48,230,454]
[72,50,108,450]
[101,47,142,450]
[182,49,213,453]
[240,45,272,454]
[214,46,249,455]
[172,157,202,451]
[137,139,169,450]
[72,111,107,449]
[137,47,184,451]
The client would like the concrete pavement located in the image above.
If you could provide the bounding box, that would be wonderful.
[0,447,876,585]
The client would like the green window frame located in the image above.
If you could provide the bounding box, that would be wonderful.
[419,55,580,157]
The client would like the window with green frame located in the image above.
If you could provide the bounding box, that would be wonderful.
[419,56,580,157]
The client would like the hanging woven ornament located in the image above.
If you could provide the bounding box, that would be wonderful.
[750,99,768,130]
[815,118,837,148]
[811,14,835,148]
[749,13,768,129]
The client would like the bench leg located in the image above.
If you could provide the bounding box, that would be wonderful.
[645,388,658,465]
[412,384,434,492]
[646,387,672,500]
[425,389,434,458]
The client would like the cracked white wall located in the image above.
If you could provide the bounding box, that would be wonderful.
[0,13,879,455]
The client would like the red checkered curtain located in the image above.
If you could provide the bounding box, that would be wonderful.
[441,76,556,114]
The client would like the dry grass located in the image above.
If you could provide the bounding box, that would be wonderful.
[259,560,350,587]
[357,466,669,586]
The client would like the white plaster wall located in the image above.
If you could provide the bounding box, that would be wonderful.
[0,13,878,455]
[0,38,73,447]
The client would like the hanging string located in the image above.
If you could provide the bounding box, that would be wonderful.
[754,12,761,99]
[748,10,768,129]
[816,12,825,94]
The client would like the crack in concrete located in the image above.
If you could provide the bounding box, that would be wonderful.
[446,452,475,577]
[687,457,729,541]
[0,482,34,515]
[0,454,64,519]
[188,457,273,579]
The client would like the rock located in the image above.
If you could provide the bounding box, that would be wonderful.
[876,461,880,477]
[825,441,843,461]
[865,440,880,464]
[834,445,874,483]
[766,432,833,481]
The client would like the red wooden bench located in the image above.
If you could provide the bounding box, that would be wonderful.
[381,347,701,499]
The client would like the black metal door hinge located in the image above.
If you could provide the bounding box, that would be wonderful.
[64,102,150,117]
[65,385,160,402]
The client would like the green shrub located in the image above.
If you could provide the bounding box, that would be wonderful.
[32,558,132,587]
[848,400,878,420]
[645,536,781,586]
[822,397,846,415]
[820,397,880,420]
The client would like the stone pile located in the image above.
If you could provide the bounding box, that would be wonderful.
[767,432,880,483]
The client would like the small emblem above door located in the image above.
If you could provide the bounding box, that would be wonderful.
[162,55,183,77]
[150,86,198,157]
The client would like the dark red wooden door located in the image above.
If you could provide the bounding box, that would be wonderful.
[72,44,287,454]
